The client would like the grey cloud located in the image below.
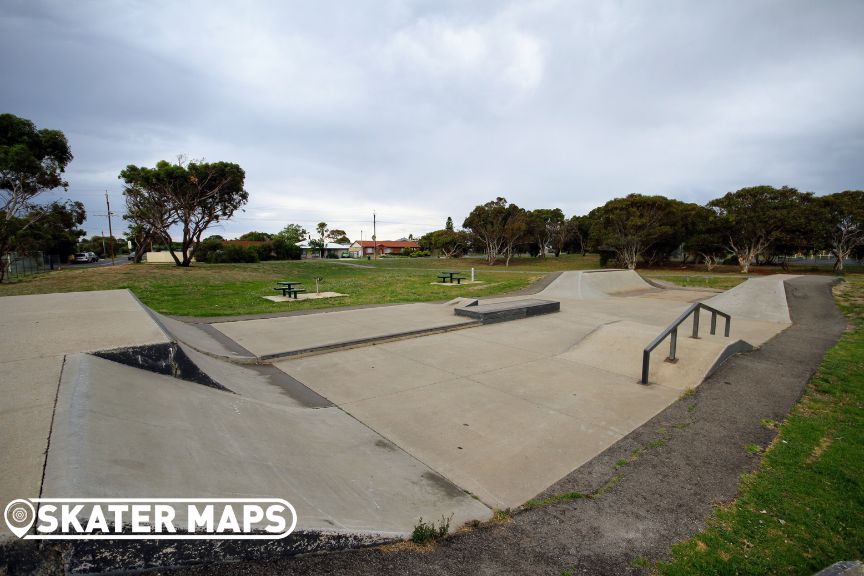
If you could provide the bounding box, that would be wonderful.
[1,0,862,240]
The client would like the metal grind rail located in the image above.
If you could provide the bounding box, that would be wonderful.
[641,302,731,384]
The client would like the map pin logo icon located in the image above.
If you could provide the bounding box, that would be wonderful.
[4,499,36,538]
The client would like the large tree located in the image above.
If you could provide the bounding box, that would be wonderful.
[276,223,308,245]
[124,222,156,263]
[462,198,529,266]
[526,208,565,258]
[563,215,592,256]
[419,229,469,258]
[501,203,528,266]
[0,114,73,281]
[311,222,349,257]
[684,205,728,270]
[11,200,86,261]
[590,194,678,270]
[815,190,864,272]
[708,185,809,273]
[120,157,248,266]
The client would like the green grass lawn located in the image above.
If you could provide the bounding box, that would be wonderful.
[355,253,602,272]
[0,260,539,317]
[654,278,864,575]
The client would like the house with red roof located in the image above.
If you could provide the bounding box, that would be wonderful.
[349,240,420,258]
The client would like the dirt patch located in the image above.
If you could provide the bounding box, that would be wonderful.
[805,435,834,464]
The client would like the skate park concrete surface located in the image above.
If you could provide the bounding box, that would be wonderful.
[0,290,169,539]
[272,271,791,509]
[0,271,796,570]
[210,303,478,360]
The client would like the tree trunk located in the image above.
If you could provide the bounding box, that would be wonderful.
[0,241,8,283]
[835,253,845,272]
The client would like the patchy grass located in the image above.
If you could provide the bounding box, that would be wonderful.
[655,278,864,576]
[358,253,601,272]
[0,260,536,317]
[644,274,747,291]
[524,491,588,509]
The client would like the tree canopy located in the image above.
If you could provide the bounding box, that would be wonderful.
[813,190,864,271]
[0,113,74,281]
[276,223,308,245]
[120,157,248,266]
[708,185,810,273]
[238,231,272,241]
[589,194,683,270]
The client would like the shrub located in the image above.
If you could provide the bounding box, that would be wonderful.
[207,244,259,263]
[409,250,431,258]
[410,515,451,544]
[269,238,301,260]
[195,237,224,262]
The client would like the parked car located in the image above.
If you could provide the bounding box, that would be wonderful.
[74,252,99,263]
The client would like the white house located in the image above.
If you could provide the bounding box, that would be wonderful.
[297,241,351,259]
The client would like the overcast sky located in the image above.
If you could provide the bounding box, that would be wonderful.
[2,0,863,241]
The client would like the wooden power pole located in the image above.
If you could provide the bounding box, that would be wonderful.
[105,191,115,266]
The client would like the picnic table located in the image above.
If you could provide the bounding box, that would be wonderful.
[274,281,306,298]
[437,271,467,284]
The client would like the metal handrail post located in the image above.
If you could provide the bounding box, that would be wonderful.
[691,308,700,339]
[640,302,732,385]
[668,328,678,361]
[641,349,650,385]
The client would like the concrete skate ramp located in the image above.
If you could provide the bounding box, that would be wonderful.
[702,274,795,324]
[42,353,491,536]
[539,269,657,300]
[0,290,170,539]
[559,320,754,390]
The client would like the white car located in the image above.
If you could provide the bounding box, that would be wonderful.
[74,252,99,263]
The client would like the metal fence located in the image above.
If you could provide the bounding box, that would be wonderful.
[1,251,54,281]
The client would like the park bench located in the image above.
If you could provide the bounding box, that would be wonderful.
[437,273,466,284]
[273,286,306,298]
[274,281,305,298]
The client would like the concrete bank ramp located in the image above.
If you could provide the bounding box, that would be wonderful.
[703,274,796,324]
[539,269,657,300]
[40,353,490,555]
[0,289,171,541]
[559,320,754,390]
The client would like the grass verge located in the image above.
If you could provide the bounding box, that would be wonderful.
[644,274,748,291]
[0,260,536,317]
[654,278,864,575]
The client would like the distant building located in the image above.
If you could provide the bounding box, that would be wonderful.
[349,240,420,258]
[297,241,351,259]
